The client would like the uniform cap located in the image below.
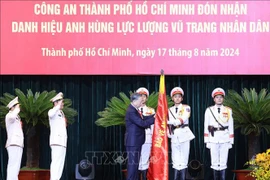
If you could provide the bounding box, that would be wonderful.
[50,92,64,102]
[170,87,184,97]
[212,88,225,98]
[7,97,19,109]
[136,87,149,97]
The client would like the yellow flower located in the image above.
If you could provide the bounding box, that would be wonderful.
[248,149,270,180]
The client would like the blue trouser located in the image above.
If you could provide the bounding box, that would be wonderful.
[126,146,142,180]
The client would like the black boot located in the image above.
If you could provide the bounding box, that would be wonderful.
[213,170,219,180]
[141,169,148,180]
[173,169,180,180]
[220,169,226,180]
[179,168,186,180]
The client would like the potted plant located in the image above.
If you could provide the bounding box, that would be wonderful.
[248,148,270,180]
[0,88,77,180]
[224,88,270,180]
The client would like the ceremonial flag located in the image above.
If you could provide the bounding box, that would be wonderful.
[148,71,169,180]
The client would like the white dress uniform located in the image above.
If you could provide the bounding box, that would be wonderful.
[204,105,234,170]
[5,97,24,180]
[138,105,155,171]
[48,92,67,180]
[168,104,195,171]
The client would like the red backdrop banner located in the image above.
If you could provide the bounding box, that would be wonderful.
[1,1,270,75]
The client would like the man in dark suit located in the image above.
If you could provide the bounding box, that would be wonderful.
[125,93,155,180]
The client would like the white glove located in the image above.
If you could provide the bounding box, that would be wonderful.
[172,119,181,126]
[13,106,20,114]
[167,132,172,138]
[204,137,209,143]
[167,120,173,125]
[206,143,212,149]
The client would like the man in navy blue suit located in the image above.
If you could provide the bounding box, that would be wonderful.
[125,93,155,180]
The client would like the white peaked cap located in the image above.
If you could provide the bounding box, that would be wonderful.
[7,97,19,109]
[50,92,64,102]
[170,87,184,97]
[212,87,225,98]
[136,87,149,97]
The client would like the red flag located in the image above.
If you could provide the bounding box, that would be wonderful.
[148,73,168,180]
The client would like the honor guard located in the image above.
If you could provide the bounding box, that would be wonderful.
[168,87,195,180]
[136,87,155,180]
[5,97,24,180]
[48,92,67,180]
[204,88,234,180]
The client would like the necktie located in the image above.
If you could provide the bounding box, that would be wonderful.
[141,108,143,115]
[138,109,143,119]
[175,107,178,113]
[217,108,221,114]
